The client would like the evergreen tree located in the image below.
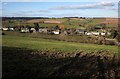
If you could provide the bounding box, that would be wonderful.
[111,30,118,38]
[34,23,39,32]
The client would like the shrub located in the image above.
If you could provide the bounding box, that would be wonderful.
[105,40,115,45]
[2,32,5,35]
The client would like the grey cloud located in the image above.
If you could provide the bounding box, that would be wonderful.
[52,2,116,10]
[2,9,50,17]
[18,10,50,14]
[38,10,50,12]
[3,10,50,17]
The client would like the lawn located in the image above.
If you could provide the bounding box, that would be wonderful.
[2,35,118,53]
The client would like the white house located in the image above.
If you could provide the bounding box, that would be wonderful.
[39,28,48,33]
[85,32,92,36]
[21,28,29,33]
[91,32,100,36]
[2,28,9,31]
[101,32,106,36]
[31,28,36,32]
[9,28,14,31]
[53,30,60,35]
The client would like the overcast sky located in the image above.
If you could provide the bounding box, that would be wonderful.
[0,0,119,18]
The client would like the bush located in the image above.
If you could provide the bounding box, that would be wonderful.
[2,32,5,35]
[111,30,118,38]
[117,33,120,42]
[105,40,115,45]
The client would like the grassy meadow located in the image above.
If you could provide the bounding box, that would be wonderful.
[2,33,118,53]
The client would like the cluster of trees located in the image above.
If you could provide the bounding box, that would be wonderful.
[34,23,39,32]
[87,24,107,31]
[110,30,118,39]
[2,17,50,21]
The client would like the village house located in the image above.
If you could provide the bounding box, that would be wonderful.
[53,30,60,35]
[63,28,87,35]
[9,27,14,31]
[39,27,48,33]
[91,32,100,36]
[63,29,71,35]
[100,32,106,36]
[85,32,92,36]
[74,29,86,35]
[46,25,61,35]
[21,28,29,33]
[2,27,9,31]
[39,27,44,33]
[47,27,61,35]
[14,26,21,31]
[63,30,68,35]
[2,26,14,31]
[47,29,53,34]
[85,32,108,36]
[30,28,36,33]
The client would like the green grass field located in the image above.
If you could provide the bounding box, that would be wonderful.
[2,35,118,54]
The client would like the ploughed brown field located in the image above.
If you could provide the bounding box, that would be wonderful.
[2,46,120,79]
[101,18,118,24]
